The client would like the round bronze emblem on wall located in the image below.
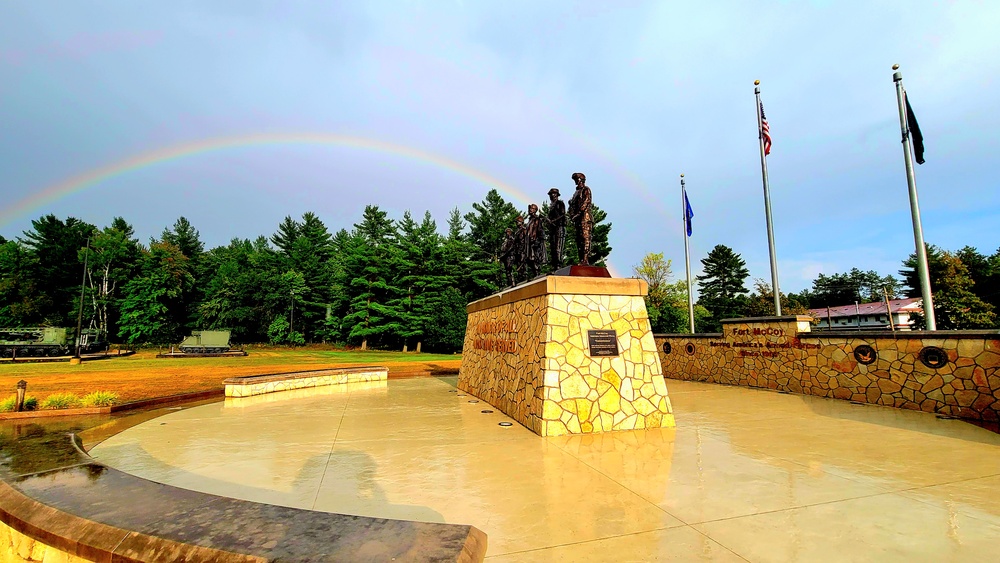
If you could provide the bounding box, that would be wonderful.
[662,342,672,354]
[685,343,696,355]
[853,344,877,365]
[919,346,948,369]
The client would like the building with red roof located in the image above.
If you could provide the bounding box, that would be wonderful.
[807,297,923,331]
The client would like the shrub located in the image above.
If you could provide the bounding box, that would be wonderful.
[0,395,38,412]
[41,393,81,410]
[81,391,119,407]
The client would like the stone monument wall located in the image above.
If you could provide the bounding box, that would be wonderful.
[459,277,674,436]
[655,316,1000,422]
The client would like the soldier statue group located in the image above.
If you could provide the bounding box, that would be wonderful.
[500,172,594,287]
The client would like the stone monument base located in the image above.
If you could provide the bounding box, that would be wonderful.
[458,275,674,436]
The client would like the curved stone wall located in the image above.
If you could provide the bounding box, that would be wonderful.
[655,316,1000,422]
[0,401,487,562]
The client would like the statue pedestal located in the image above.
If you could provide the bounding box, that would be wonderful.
[458,276,674,436]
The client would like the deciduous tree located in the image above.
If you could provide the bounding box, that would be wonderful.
[902,245,996,329]
[118,242,194,344]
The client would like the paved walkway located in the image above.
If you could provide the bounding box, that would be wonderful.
[91,377,1000,562]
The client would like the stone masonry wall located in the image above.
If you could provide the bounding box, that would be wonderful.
[0,518,91,563]
[655,316,1000,422]
[458,294,548,434]
[459,276,674,436]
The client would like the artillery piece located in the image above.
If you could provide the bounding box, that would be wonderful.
[0,327,105,358]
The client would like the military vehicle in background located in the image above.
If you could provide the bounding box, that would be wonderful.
[0,327,106,358]
[178,330,233,354]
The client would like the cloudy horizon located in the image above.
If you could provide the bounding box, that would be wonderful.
[2,1,997,294]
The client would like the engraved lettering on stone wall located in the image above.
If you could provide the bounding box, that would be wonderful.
[472,318,519,353]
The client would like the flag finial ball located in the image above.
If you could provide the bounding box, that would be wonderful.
[680,173,684,178]
[892,64,899,70]
[754,80,760,85]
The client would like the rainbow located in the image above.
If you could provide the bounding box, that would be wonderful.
[1,132,627,275]
[0,132,538,227]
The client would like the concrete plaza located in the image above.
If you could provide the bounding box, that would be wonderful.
[91,377,1000,561]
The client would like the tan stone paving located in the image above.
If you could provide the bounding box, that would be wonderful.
[91,377,1000,561]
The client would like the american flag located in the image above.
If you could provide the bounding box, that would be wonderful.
[759,101,772,156]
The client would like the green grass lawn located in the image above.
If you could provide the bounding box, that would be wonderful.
[0,347,463,404]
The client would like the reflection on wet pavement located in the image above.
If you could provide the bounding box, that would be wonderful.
[91,377,1000,561]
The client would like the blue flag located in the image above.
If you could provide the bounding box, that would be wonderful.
[684,191,694,237]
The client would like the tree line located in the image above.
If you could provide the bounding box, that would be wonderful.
[0,189,611,352]
[636,243,1000,333]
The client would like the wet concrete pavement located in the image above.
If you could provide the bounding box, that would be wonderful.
[91,377,1000,562]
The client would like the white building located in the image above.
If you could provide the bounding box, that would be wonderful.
[808,297,922,331]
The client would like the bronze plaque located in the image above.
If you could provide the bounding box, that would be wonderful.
[587,330,619,357]
[919,346,948,369]
[853,344,877,365]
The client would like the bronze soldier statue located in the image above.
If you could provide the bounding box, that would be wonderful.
[546,188,566,269]
[511,215,527,283]
[524,203,546,278]
[499,227,518,287]
[567,172,593,266]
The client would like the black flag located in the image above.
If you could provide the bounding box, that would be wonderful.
[904,92,925,164]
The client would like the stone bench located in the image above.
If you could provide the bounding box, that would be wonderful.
[0,402,487,562]
[224,366,388,398]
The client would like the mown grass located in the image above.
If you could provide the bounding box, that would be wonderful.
[0,347,462,405]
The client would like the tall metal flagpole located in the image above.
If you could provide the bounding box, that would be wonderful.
[892,64,936,330]
[681,174,695,332]
[754,80,781,315]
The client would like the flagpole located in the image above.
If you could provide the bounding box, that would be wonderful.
[681,174,695,333]
[892,64,936,330]
[755,80,781,315]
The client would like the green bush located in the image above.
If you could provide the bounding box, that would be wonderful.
[0,395,38,412]
[40,393,81,410]
[81,391,119,407]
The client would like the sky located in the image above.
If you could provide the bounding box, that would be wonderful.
[1,1,998,295]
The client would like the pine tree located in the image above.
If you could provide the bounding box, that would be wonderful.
[290,212,335,340]
[443,207,496,301]
[160,217,204,262]
[342,205,404,350]
[270,216,301,256]
[464,189,518,287]
[561,204,613,268]
[392,211,438,351]
[19,215,96,326]
[0,239,37,327]
[696,245,750,330]
[809,268,900,308]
